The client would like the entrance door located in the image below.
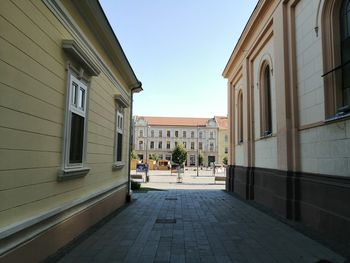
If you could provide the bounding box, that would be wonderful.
[190,155,195,166]
[208,156,215,166]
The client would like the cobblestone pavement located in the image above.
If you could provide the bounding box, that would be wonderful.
[57,189,345,263]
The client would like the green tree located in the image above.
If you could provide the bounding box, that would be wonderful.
[172,144,187,167]
[198,152,204,166]
[223,156,228,165]
[131,150,137,160]
[149,153,160,162]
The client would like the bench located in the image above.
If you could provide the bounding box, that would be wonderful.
[131,174,144,182]
[214,176,226,184]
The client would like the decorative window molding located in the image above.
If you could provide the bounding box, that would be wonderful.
[43,0,131,101]
[259,61,273,137]
[62,40,100,76]
[237,90,244,144]
[113,95,129,169]
[322,0,350,118]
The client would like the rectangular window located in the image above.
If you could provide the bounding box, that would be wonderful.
[191,131,194,138]
[183,142,187,148]
[199,131,203,139]
[166,141,170,149]
[175,141,178,147]
[225,147,228,154]
[191,142,195,150]
[175,131,179,137]
[199,142,203,150]
[183,131,186,138]
[210,131,214,139]
[158,141,162,149]
[151,130,154,137]
[159,130,162,137]
[65,74,87,167]
[150,141,154,149]
[167,130,171,137]
[139,141,144,150]
[140,130,143,137]
[210,143,214,151]
[115,109,124,162]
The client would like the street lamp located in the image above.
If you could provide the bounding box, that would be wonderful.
[145,125,150,182]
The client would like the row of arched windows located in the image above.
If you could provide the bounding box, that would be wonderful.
[236,0,350,144]
[236,62,272,144]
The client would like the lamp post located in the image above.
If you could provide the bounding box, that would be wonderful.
[145,125,150,182]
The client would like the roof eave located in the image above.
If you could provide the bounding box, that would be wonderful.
[222,0,265,78]
[75,0,142,90]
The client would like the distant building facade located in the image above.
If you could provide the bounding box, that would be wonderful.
[0,1,141,262]
[133,116,222,166]
[223,0,350,243]
[215,116,229,165]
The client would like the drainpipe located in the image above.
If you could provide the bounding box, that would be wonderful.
[126,82,142,202]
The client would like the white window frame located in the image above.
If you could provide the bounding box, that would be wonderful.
[114,108,124,165]
[60,73,89,179]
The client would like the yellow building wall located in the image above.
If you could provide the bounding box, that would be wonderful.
[0,0,130,230]
[217,129,228,165]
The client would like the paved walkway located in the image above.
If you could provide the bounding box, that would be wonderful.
[56,189,345,263]
[133,169,226,190]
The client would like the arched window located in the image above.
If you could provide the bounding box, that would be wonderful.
[237,91,243,144]
[260,63,272,136]
[322,0,350,116]
[340,0,350,109]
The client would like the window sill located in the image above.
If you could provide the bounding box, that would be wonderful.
[112,162,125,170]
[325,112,350,123]
[58,167,90,181]
[260,133,273,140]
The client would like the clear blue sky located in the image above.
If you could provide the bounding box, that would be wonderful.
[100,0,258,118]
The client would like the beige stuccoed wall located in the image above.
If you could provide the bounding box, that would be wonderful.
[217,128,228,165]
[295,0,324,126]
[0,0,130,230]
[295,0,350,176]
[252,38,278,169]
[299,120,350,176]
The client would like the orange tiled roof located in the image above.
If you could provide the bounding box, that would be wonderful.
[137,116,210,127]
[214,116,228,129]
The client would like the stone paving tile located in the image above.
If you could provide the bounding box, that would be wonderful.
[55,190,346,263]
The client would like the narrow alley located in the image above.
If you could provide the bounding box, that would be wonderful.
[54,189,345,263]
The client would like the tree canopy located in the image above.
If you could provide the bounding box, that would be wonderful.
[172,144,187,166]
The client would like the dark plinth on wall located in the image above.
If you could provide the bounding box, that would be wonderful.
[226,165,350,243]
